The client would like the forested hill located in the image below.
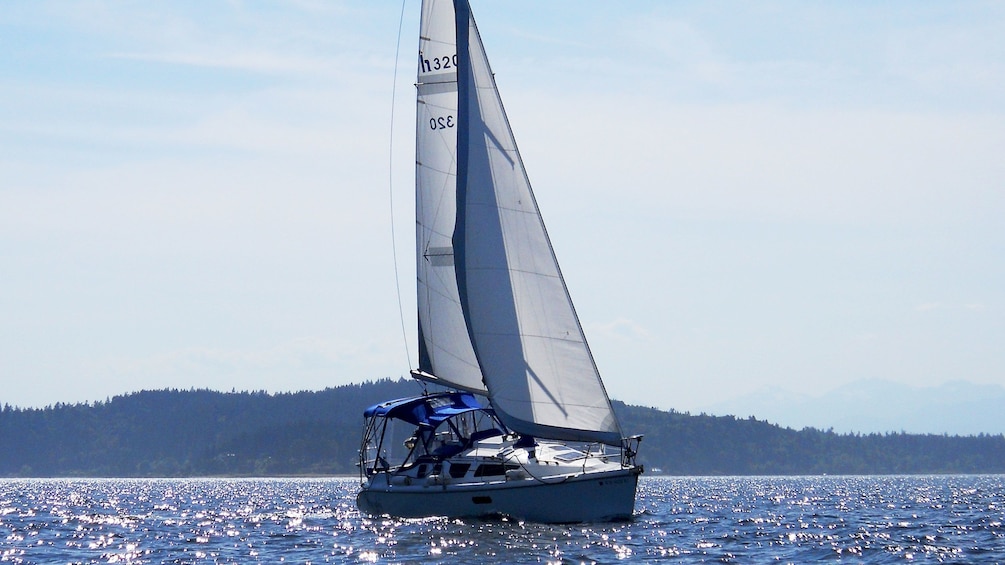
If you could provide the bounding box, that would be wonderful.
[3,379,1005,478]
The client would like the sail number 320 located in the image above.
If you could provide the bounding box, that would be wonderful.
[430,115,455,130]
[419,54,457,73]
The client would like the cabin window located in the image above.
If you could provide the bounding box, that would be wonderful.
[473,463,520,477]
[474,464,504,477]
[448,463,471,478]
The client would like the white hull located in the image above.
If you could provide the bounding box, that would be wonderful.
[357,466,641,523]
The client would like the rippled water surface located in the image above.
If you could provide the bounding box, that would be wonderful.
[1,475,1003,563]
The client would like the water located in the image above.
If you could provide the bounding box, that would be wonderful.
[1,476,1002,564]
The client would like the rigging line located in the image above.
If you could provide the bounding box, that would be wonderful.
[499,448,574,486]
[388,0,412,371]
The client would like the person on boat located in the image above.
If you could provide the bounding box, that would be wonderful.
[515,435,536,460]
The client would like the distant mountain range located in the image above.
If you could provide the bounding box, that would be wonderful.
[703,379,1005,435]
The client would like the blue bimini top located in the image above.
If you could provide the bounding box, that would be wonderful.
[362,392,487,428]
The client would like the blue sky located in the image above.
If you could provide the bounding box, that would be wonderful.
[2,2,1003,428]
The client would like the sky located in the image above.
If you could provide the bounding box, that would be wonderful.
[2,1,1003,427]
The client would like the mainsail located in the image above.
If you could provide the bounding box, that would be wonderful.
[416,0,622,446]
[415,0,486,395]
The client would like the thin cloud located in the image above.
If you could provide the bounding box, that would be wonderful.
[81,336,402,389]
[587,318,653,342]
[106,50,331,75]
[916,302,992,313]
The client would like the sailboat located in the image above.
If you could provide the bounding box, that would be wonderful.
[356,0,643,523]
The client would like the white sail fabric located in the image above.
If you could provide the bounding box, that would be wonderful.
[414,0,487,395]
[451,0,622,445]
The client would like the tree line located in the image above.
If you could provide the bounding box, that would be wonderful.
[616,403,1005,475]
[2,379,1004,477]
